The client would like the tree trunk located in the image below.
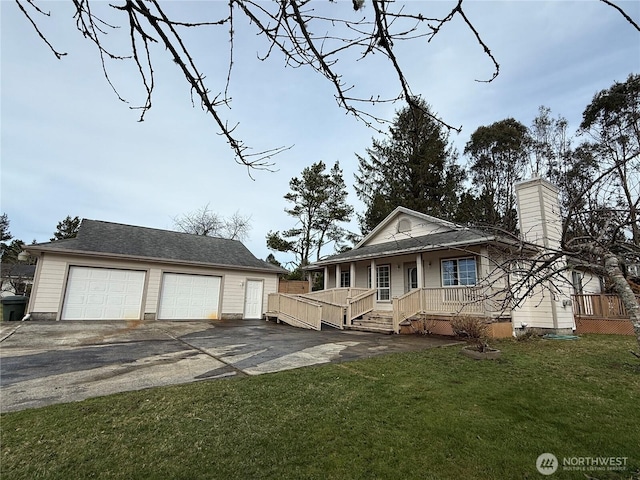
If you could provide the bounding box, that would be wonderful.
[604,254,640,353]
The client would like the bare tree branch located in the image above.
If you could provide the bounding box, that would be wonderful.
[14,0,640,171]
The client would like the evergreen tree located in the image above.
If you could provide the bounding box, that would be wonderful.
[354,99,465,235]
[266,161,353,269]
[51,216,81,241]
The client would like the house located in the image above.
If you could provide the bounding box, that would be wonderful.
[1,263,36,297]
[23,220,286,321]
[267,177,576,336]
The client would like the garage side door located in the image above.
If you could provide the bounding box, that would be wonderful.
[61,267,146,320]
[244,280,264,319]
[158,273,221,320]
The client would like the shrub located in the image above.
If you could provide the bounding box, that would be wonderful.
[515,328,539,342]
[450,316,490,352]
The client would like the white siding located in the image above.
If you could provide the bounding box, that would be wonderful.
[515,178,563,248]
[363,213,452,247]
[28,253,280,320]
[514,178,575,331]
[512,281,574,330]
[29,254,68,314]
[581,272,603,295]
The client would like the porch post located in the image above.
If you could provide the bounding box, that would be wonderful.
[416,253,425,313]
[350,262,356,288]
[416,253,424,289]
[336,264,341,289]
[324,266,329,290]
[370,259,377,296]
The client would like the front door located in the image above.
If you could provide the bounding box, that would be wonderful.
[244,280,264,319]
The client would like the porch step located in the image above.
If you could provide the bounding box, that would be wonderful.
[349,311,394,334]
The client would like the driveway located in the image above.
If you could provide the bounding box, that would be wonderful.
[0,319,458,413]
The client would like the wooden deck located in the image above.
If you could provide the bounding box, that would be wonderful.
[267,287,509,334]
[572,294,639,336]
[267,290,638,336]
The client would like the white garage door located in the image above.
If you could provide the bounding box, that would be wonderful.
[158,273,221,320]
[61,267,146,320]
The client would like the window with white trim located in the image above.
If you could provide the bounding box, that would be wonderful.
[340,270,350,288]
[368,265,391,301]
[441,257,477,286]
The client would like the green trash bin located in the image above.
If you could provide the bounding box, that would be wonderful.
[1,295,28,321]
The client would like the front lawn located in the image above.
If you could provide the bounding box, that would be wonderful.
[2,335,639,479]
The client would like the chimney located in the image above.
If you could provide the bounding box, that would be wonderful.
[512,177,575,334]
[514,177,562,250]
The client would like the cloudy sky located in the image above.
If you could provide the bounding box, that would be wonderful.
[1,1,639,266]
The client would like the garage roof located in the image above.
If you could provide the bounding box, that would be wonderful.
[26,220,286,273]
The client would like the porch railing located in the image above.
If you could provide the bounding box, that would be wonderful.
[572,294,640,320]
[303,288,376,328]
[270,286,511,334]
[346,289,376,324]
[312,298,345,329]
[268,289,377,330]
[392,287,509,334]
[267,293,322,330]
[302,288,370,305]
[392,289,422,334]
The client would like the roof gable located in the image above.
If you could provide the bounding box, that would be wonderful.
[358,207,459,248]
[27,219,285,273]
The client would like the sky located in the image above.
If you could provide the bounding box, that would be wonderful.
[1,0,639,268]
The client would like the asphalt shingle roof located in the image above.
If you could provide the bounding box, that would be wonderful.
[310,228,497,266]
[28,220,284,273]
[0,264,36,278]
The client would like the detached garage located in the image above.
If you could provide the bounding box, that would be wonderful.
[25,219,285,322]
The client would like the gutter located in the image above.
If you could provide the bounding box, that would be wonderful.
[24,246,286,275]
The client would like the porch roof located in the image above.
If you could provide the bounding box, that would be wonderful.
[308,227,510,268]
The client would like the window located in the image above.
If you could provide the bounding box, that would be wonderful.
[368,265,391,301]
[571,271,583,294]
[441,257,477,286]
[340,270,351,288]
[407,267,418,291]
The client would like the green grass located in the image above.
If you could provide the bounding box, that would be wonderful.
[2,335,639,479]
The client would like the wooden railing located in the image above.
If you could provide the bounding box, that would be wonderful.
[392,287,509,334]
[392,289,423,334]
[427,287,488,314]
[268,289,376,331]
[270,286,512,334]
[311,298,345,329]
[572,294,640,320]
[346,289,376,325]
[302,288,371,305]
[303,288,377,328]
[303,288,348,304]
[267,293,322,330]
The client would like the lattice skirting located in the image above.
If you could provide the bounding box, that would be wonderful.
[401,318,513,338]
[575,317,635,335]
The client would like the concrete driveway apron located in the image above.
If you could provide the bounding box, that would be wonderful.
[0,319,457,413]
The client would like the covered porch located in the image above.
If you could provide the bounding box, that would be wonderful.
[266,283,512,335]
